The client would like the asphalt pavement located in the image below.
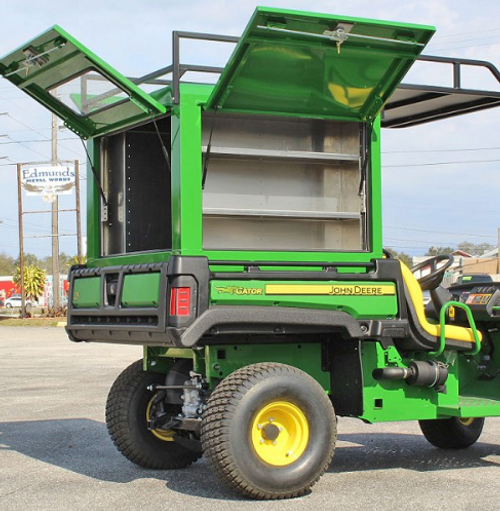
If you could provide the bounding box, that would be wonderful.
[1,327,500,510]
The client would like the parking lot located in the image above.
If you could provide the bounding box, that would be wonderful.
[1,327,500,510]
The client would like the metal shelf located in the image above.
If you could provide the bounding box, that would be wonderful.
[202,146,359,164]
[203,207,361,221]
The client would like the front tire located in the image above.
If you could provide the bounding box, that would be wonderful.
[105,359,201,469]
[419,417,485,449]
[201,363,336,499]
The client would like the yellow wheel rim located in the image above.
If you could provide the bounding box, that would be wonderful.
[251,401,309,467]
[146,396,175,442]
[459,417,475,427]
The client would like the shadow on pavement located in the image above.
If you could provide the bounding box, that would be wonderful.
[331,432,500,473]
[1,418,499,500]
[0,417,236,499]
[0,418,167,484]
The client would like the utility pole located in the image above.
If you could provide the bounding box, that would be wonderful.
[51,112,60,308]
[497,227,500,275]
[17,164,26,318]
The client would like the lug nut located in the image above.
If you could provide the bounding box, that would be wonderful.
[260,439,264,444]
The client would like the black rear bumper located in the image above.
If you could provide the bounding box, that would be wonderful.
[65,256,210,346]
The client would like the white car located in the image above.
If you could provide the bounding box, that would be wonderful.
[5,294,34,308]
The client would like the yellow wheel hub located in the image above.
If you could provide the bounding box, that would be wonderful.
[459,417,475,427]
[251,401,309,466]
[146,396,175,442]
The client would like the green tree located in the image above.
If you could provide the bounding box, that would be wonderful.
[40,253,80,274]
[386,248,413,267]
[426,246,455,257]
[13,264,47,302]
[0,252,15,276]
[38,255,52,273]
[14,253,40,268]
[456,241,494,256]
[59,252,76,272]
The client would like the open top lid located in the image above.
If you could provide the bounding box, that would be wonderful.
[0,26,167,138]
[206,7,435,122]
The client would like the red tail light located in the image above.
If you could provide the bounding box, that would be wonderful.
[170,287,191,316]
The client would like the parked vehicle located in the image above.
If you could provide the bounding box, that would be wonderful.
[3,7,500,500]
[5,294,33,308]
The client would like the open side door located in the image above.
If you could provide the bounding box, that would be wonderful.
[207,7,435,122]
[0,26,167,139]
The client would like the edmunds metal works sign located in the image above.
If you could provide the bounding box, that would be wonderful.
[22,165,75,202]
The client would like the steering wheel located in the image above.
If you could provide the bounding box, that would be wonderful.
[410,254,454,291]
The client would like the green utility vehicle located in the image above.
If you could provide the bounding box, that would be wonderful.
[4,7,500,499]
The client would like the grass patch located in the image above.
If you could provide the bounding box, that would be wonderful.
[0,317,62,327]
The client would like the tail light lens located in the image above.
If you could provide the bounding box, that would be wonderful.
[170,287,191,317]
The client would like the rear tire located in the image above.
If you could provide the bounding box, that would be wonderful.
[201,362,336,499]
[419,417,484,449]
[106,359,201,469]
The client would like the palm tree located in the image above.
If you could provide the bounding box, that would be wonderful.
[13,264,47,302]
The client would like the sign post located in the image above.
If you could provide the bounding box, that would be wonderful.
[21,165,76,201]
[17,160,80,309]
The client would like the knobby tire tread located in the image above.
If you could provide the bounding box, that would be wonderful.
[201,362,336,499]
[106,359,201,470]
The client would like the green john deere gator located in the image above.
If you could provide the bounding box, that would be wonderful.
[3,7,500,499]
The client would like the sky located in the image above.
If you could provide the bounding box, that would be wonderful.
[1,0,500,259]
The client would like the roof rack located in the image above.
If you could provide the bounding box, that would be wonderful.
[131,33,500,127]
[129,31,238,104]
[382,55,500,128]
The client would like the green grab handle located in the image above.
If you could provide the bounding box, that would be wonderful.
[430,300,481,357]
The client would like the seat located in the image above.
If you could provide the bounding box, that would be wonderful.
[400,262,482,346]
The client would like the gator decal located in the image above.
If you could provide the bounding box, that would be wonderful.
[215,286,264,295]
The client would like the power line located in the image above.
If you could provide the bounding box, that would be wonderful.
[384,158,500,168]
[383,146,500,155]
[385,225,496,239]
[429,34,500,49]
[0,137,80,145]
[5,136,49,160]
[384,245,428,251]
[0,216,76,234]
[3,112,83,158]
[384,238,495,249]
[1,107,84,158]
[431,26,500,40]
[430,40,500,53]
[2,127,52,134]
